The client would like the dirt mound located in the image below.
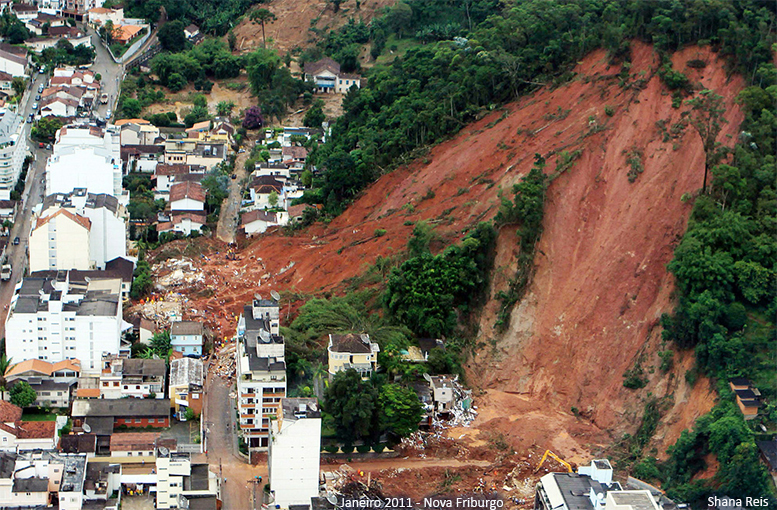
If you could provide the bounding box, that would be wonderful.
[231,0,394,54]
[149,42,743,464]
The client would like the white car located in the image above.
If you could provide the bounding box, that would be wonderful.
[32,103,38,110]
[105,110,112,120]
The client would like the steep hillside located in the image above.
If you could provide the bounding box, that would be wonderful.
[150,42,744,459]
[230,0,393,54]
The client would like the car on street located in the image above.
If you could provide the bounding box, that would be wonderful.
[12,237,19,245]
[37,84,43,93]
[38,67,45,74]
[105,110,111,120]
[231,174,237,180]
[27,114,33,123]
[38,142,45,148]
[35,94,40,101]
[32,103,38,110]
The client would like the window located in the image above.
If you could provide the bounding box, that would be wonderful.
[135,419,142,424]
[148,418,155,424]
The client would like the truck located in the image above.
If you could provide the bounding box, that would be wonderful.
[1,256,11,281]
[100,93,109,104]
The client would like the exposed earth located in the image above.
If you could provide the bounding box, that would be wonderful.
[141,41,746,496]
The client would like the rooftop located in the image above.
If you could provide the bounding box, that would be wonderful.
[72,399,170,418]
[169,181,205,203]
[329,333,373,354]
[281,398,321,421]
[60,434,97,454]
[170,357,204,388]
[171,320,204,336]
[109,432,161,452]
[0,401,22,423]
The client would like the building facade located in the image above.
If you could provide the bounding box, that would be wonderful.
[236,298,285,452]
[5,274,123,374]
[0,109,27,201]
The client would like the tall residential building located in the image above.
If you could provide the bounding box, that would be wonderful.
[268,398,321,508]
[30,190,127,271]
[0,108,27,201]
[5,272,123,374]
[155,451,219,510]
[236,297,285,452]
[46,125,125,202]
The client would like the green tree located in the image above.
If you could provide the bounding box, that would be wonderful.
[9,381,36,408]
[685,90,728,194]
[0,353,11,398]
[228,30,237,51]
[324,369,379,443]
[250,8,277,49]
[167,73,187,92]
[31,118,63,143]
[158,19,187,52]
[387,2,412,38]
[268,190,279,207]
[378,383,422,438]
[121,98,142,118]
[150,331,171,357]
[101,20,114,44]
[184,105,210,127]
[216,100,235,117]
[303,100,325,128]
[11,77,24,97]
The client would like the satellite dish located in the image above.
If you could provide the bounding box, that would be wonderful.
[270,290,280,301]
[158,446,169,456]
[82,423,91,433]
[326,494,338,505]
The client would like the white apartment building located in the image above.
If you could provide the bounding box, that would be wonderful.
[236,297,285,452]
[5,273,123,374]
[46,125,124,202]
[155,451,219,510]
[30,190,127,271]
[29,209,91,272]
[268,398,321,509]
[0,108,27,201]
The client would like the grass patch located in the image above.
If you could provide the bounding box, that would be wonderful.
[374,35,423,65]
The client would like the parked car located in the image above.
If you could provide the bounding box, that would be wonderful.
[35,94,40,101]
[105,110,112,120]
[37,84,43,93]
[38,67,45,74]
[13,237,19,245]
[27,114,33,123]
[32,102,38,110]
[38,142,44,148]
[231,174,237,180]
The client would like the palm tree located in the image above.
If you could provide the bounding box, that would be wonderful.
[250,9,277,49]
[311,362,328,400]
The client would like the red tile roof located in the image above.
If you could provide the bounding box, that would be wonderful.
[0,401,22,423]
[169,181,205,203]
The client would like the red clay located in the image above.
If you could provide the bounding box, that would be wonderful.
[148,42,743,468]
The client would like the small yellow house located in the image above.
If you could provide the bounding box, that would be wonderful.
[327,333,379,381]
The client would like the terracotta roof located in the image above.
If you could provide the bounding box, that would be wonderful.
[115,118,151,126]
[304,57,340,76]
[52,359,81,373]
[109,432,160,452]
[172,212,206,225]
[88,7,111,14]
[186,120,210,133]
[0,48,27,67]
[0,71,12,82]
[0,401,22,423]
[36,208,91,231]
[287,204,309,219]
[330,333,373,354]
[184,24,199,34]
[14,420,56,439]
[11,3,37,13]
[241,209,277,226]
[169,181,205,203]
[155,164,201,176]
[156,221,173,232]
[6,359,51,378]
[76,388,100,398]
[50,76,70,86]
[112,25,143,43]
[282,146,308,160]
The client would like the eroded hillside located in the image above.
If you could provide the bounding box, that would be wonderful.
[149,42,744,461]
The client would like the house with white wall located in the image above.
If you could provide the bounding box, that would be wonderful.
[170,321,204,356]
[99,356,166,400]
[303,57,361,94]
[116,119,160,146]
[5,359,80,408]
[154,164,205,194]
[268,398,321,508]
[156,451,219,510]
[28,208,92,272]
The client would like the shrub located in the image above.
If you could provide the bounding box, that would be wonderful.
[604,105,615,116]
[340,444,354,454]
[374,228,387,237]
[372,443,386,453]
[323,444,339,454]
[356,444,371,454]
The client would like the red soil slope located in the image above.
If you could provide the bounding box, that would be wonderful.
[151,42,743,459]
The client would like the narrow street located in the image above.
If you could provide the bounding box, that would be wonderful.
[87,27,123,117]
[203,374,266,510]
[215,137,253,244]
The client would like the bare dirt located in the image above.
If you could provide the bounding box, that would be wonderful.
[230,0,394,55]
[146,42,744,483]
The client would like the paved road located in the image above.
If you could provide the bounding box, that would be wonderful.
[0,72,51,341]
[87,26,124,119]
[215,139,253,244]
[202,375,266,510]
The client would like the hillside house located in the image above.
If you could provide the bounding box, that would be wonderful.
[169,357,204,420]
[327,333,379,381]
[170,321,204,356]
[303,57,362,94]
[427,375,457,414]
[183,24,200,40]
[241,209,288,236]
[116,119,160,146]
[157,212,206,236]
[248,175,284,210]
[10,3,37,22]
[0,45,29,78]
[121,144,164,173]
[0,401,59,452]
[730,378,761,420]
[87,7,123,27]
[25,13,66,36]
[111,24,143,45]
[154,164,206,193]
[169,181,205,212]
[757,438,777,475]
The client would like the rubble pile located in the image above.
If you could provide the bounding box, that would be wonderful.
[210,343,237,382]
[397,428,470,459]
